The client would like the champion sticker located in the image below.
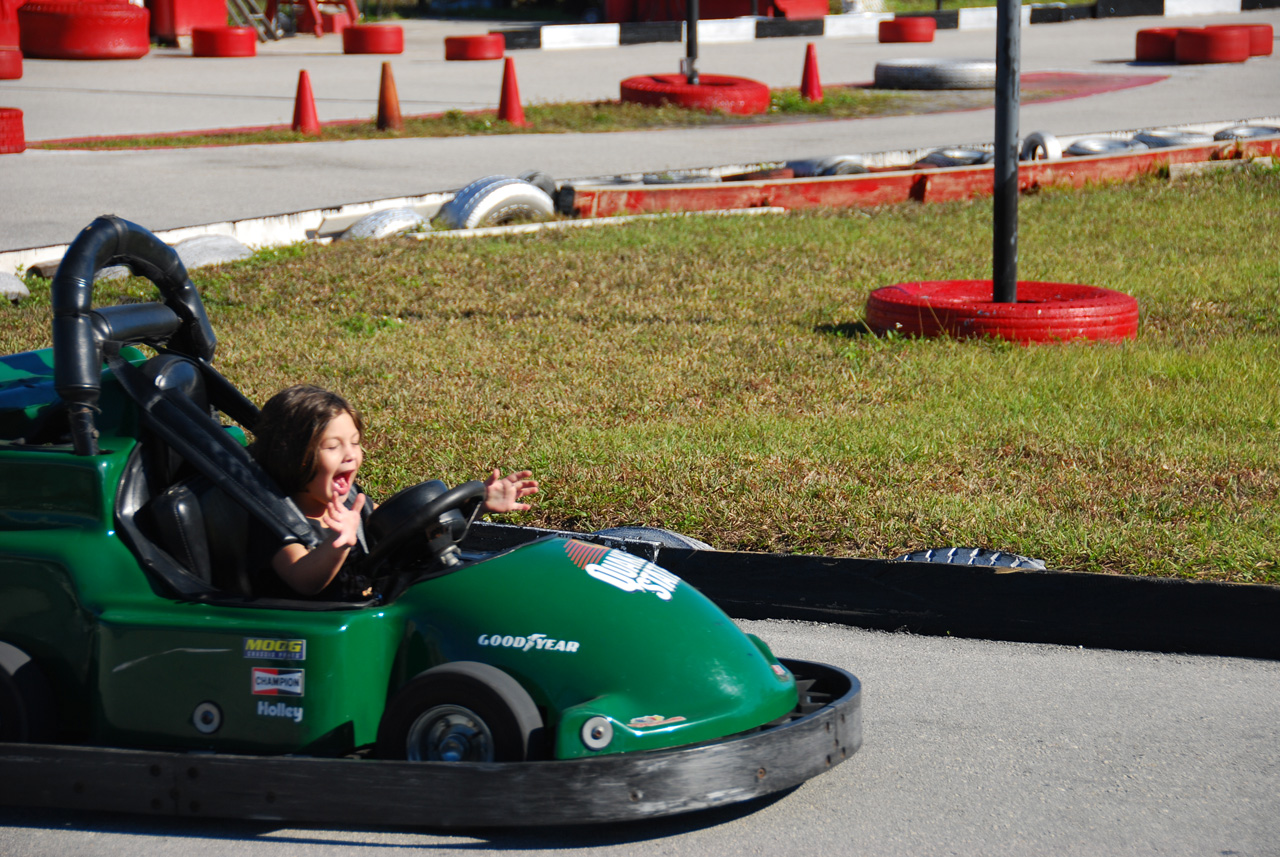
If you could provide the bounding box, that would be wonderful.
[251,667,304,697]
[584,550,682,601]
[243,637,306,661]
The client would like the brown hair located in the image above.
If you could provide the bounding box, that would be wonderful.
[250,385,365,495]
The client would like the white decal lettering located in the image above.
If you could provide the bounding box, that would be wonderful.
[585,551,682,601]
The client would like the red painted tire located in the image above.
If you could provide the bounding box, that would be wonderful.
[1134,27,1180,63]
[191,26,257,57]
[1207,23,1272,57]
[445,33,504,61]
[879,16,936,43]
[298,8,349,35]
[1174,27,1249,64]
[864,280,1139,343]
[18,0,150,59]
[0,107,24,155]
[620,74,771,116]
[0,19,19,79]
[342,23,403,55]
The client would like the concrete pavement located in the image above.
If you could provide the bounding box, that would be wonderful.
[0,10,1276,262]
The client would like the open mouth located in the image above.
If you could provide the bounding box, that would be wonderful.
[333,470,355,498]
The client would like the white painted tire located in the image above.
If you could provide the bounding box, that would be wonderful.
[1213,124,1280,141]
[873,58,996,91]
[340,207,427,241]
[914,147,993,168]
[174,234,252,268]
[1065,137,1149,157]
[434,176,555,231]
[1,272,29,304]
[1131,130,1213,148]
[1019,130,1062,161]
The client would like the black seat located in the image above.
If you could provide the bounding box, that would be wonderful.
[148,475,254,596]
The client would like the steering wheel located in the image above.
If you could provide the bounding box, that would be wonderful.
[363,480,487,587]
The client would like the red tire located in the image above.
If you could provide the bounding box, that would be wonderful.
[0,106,24,155]
[342,23,403,55]
[1134,27,1180,63]
[1174,27,1249,64]
[879,16,936,44]
[1207,23,1272,57]
[191,26,257,57]
[0,19,19,79]
[444,33,504,61]
[18,0,150,59]
[620,74,771,116]
[864,280,1139,344]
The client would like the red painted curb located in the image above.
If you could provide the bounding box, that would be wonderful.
[0,106,24,154]
[445,33,504,61]
[1135,27,1180,63]
[1207,22,1272,57]
[191,26,257,57]
[879,16,936,43]
[342,23,403,54]
[1174,27,1250,64]
[865,280,1139,343]
[18,0,150,60]
[620,74,770,116]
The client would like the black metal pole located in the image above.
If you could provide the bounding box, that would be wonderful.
[992,0,1019,303]
[684,0,699,85]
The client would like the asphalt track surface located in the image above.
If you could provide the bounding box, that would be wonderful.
[2,620,1278,855]
[3,12,1280,855]
[1,10,1278,252]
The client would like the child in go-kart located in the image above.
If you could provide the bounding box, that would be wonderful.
[248,385,538,598]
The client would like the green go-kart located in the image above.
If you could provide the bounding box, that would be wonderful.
[0,217,860,828]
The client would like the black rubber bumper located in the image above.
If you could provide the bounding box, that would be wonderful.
[0,659,860,828]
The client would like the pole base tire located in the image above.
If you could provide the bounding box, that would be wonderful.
[0,107,24,155]
[445,34,504,60]
[1174,27,1250,64]
[620,74,771,116]
[879,16,936,43]
[1135,27,1180,63]
[342,24,404,55]
[18,1,150,60]
[865,280,1139,344]
[191,27,257,58]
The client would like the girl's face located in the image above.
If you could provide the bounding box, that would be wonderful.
[296,411,363,516]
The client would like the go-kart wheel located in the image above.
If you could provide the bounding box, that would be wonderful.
[376,662,542,762]
[363,479,487,579]
[0,643,55,743]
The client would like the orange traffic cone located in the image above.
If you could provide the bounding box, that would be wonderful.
[376,61,403,131]
[291,70,321,136]
[800,42,822,103]
[496,56,526,127]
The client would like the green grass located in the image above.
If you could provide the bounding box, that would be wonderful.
[5,167,1278,582]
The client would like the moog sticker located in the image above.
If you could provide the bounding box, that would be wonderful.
[251,667,304,696]
[243,637,306,661]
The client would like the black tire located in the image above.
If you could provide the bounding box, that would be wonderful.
[376,662,542,762]
[0,643,55,742]
[873,59,996,91]
[592,526,713,551]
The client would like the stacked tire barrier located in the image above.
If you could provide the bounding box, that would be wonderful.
[1136,23,1272,64]
[620,74,771,115]
[191,26,257,57]
[0,106,23,154]
[342,24,404,54]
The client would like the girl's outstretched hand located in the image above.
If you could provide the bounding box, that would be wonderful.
[320,492,367,548]
[483,469,539,513]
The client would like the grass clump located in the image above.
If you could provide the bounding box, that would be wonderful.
[4,168,1277,582]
